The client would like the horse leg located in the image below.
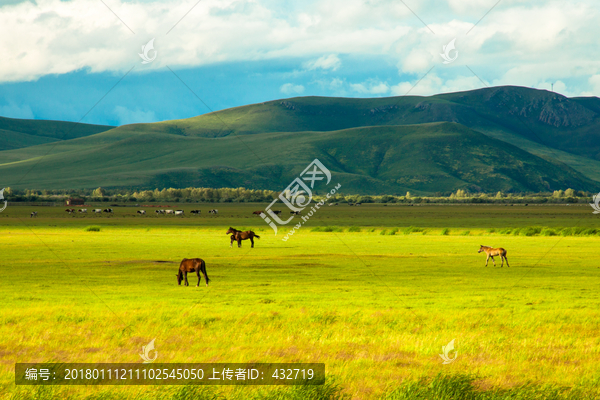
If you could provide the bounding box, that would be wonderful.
[504,255,510,268]
[184,272,189,286]
[250,237,254,248]
[485,254,489,266]
[230,237,233,248]
[491,256,496,266]
[238,238,241,248]
[196,269,200,287]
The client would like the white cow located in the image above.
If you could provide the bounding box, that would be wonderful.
[79,209,87,213]
[165,209,174,214]
[93,209,102,213]
[174,210,184,215]
[209,209,218,214]
[137,210,146,215]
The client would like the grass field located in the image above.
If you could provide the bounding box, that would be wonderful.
[1,203,600,399]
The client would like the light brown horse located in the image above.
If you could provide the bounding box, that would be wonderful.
[177,258,210,287]
[226,227,260,248]
[478,245,510,267]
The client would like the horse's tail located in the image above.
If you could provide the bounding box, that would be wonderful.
[200,259,210,286]
[254,234,260,239]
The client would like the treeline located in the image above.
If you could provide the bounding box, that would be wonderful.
[3,187,278,203]
[2,187,594,204]
[318,188,592,204]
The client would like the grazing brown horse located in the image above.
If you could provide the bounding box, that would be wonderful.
[177,258,210,287]
[226,227,260,248]
[478,245,510,267]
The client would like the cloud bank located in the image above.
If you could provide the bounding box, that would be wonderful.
[0,0,598,125]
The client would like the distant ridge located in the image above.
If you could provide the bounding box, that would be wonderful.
[0,116,114,151]
[0,86,599,194]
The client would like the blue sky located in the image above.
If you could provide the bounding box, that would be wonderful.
[1,0,599,126]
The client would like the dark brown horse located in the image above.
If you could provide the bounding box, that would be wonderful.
[478,245,510,267]
[177,258,210,287]
[226,227,260,248]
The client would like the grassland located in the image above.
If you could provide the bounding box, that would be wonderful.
[1,203,600,399]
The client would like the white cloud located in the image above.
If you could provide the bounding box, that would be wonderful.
[0,102,34,119]
[280,83,305,94]
[350,79,390,95]
[303,54,341,71]
[114,106,157,125]
[391,74,443,96]
[0,0,598,99]
[447,0,501,16]
[589,75,600,94]
[399,49,433,74]
[0,0,411,83]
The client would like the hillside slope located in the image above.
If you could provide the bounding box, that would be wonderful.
[0,116,114,151]
[149,87,599,152]
[0,122,595,194]
[135,86,600,173]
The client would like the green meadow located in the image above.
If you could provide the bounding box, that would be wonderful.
[1,203,600,399]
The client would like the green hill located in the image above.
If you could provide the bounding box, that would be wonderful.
[0,116,114,151]
[0,120,596,194]
[1,86,599,194]
[153,86,600,159]
[139,86,600,181]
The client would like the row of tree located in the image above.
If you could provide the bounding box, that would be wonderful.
[3,187,594,204]
[5,187,279,203]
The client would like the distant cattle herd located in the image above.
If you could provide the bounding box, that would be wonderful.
[56,207,221,217]
[54,205,367,218]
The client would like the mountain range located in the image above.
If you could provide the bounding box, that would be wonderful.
[1,85,599,194]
